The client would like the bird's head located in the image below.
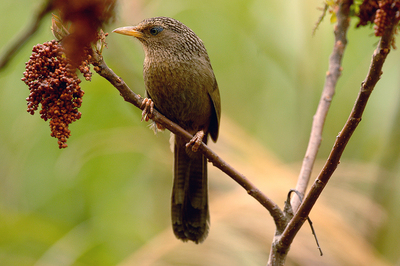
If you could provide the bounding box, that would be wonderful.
[113,17,207,59]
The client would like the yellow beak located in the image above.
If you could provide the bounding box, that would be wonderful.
[112,26,144,39]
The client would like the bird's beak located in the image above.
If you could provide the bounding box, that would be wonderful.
[112,26,144,39]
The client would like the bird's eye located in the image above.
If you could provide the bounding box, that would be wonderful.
[149,26,163,36]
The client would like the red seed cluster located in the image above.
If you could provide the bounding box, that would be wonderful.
[374,8,389,36]
[78,53,93,81]
[356,0,380,27]
[357,0,400,37]
[21,40,88,148]
[374,0,400,36]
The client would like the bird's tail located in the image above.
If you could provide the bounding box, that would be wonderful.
[171,135,209,243]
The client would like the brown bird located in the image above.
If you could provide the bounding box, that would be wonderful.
[113,17,221,243]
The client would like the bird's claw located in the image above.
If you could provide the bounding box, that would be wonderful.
[186,130,205,152]
[141,98,154,122]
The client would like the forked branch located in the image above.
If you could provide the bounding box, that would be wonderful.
[279,6,399,260]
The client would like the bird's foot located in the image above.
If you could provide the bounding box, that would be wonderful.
[141,98,165,132]
[141,98,154,122]
[186,130,205,152]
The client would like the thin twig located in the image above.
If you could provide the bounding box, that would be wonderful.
[291,0,352,212]
[0,0,54,70]
[279,8,399,258]
[307,217,323,256]
[90,51,287,231]
[312,3,329,36]
[286,190,323,256]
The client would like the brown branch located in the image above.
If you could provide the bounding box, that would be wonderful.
[277,8,399,263]
[0,0,54,70]
[291,0,352,213]
[90,51,287,231]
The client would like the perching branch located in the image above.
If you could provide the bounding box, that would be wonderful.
[90,51,287,232]
[0,0,54,70]
[278,6,399,261]
[13,1,398,263]
[291,0,352,213]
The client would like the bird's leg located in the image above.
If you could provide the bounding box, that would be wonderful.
[141,98,154,122]
[141,98,166,132]
[186,130,205,152]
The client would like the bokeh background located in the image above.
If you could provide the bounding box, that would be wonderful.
[1,0,400,265]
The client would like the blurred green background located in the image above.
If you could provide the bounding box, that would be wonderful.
[1,0,400,265]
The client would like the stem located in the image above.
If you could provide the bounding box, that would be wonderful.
[280,9,398,258]
[0,0,54,70]
[291,0,352,212]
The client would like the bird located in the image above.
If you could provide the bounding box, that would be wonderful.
[113,17,221,244]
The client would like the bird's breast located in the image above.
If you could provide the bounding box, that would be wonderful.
[143,58,213,133]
